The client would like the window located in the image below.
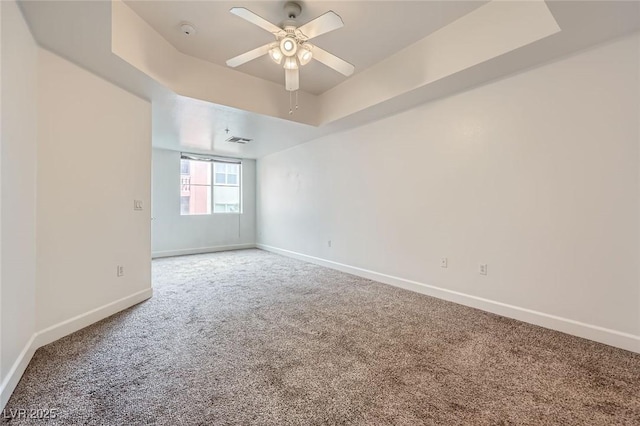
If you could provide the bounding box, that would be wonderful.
[180,155,241,215]
[179,159,212,215]
[180,160,191,175]
[214,163,239,185]
[213,163,241,213]
[180,196,191,215]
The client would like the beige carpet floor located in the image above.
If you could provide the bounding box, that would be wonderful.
[3,249,640,425]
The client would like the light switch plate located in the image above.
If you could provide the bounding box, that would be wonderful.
[134,200,143,210]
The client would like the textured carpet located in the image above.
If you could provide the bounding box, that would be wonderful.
[3,249,640,425]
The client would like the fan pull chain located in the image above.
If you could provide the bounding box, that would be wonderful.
[289,91,293,115]
[288,91,300,115]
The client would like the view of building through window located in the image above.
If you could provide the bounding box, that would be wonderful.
[180,158,241,215]
[213,163,241,213]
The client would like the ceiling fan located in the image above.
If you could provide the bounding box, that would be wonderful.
[225,2,355,94]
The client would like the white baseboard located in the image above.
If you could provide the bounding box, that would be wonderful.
[0,335,37,409]
[257,244,640,354]
[152,243,256,259]
[0,287,153,410]
[34,288,153,348]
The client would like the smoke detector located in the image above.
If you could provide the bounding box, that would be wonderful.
[180,22,197,36]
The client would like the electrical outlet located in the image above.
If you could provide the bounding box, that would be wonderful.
[440,257,448,268]
[327,240,332,248]
[117,265,124,277]
[479,264,488,275]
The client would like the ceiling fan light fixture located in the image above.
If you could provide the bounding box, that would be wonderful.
[297,45,313,66]
[280,37,298,56]
[283,56,299,70]
[226,4,355,112]
[268,46,283,64]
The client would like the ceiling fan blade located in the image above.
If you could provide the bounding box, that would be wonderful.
[285,68,299,91]
[226,43,271,68]
[297,11,344,40]
[312,46,354,77]
[230,7,282,34]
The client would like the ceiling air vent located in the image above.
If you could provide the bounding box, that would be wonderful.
[226,136,252,144]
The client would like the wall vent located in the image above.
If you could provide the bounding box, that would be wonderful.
[226,136,252,144]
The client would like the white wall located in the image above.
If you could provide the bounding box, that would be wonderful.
[152,148,255,257]
[258,34,640,352]
[36,49,152,330]
[0,0,38,396]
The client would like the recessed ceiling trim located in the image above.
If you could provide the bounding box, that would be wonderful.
[113,0,560,128]
[111,0,321,126]
[320,0,561,124]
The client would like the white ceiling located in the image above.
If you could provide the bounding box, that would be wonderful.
[124,1,487,95]
[18,1,640,159]
[152,92,327,157]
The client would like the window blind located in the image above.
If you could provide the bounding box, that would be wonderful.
[180,153,242,164]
